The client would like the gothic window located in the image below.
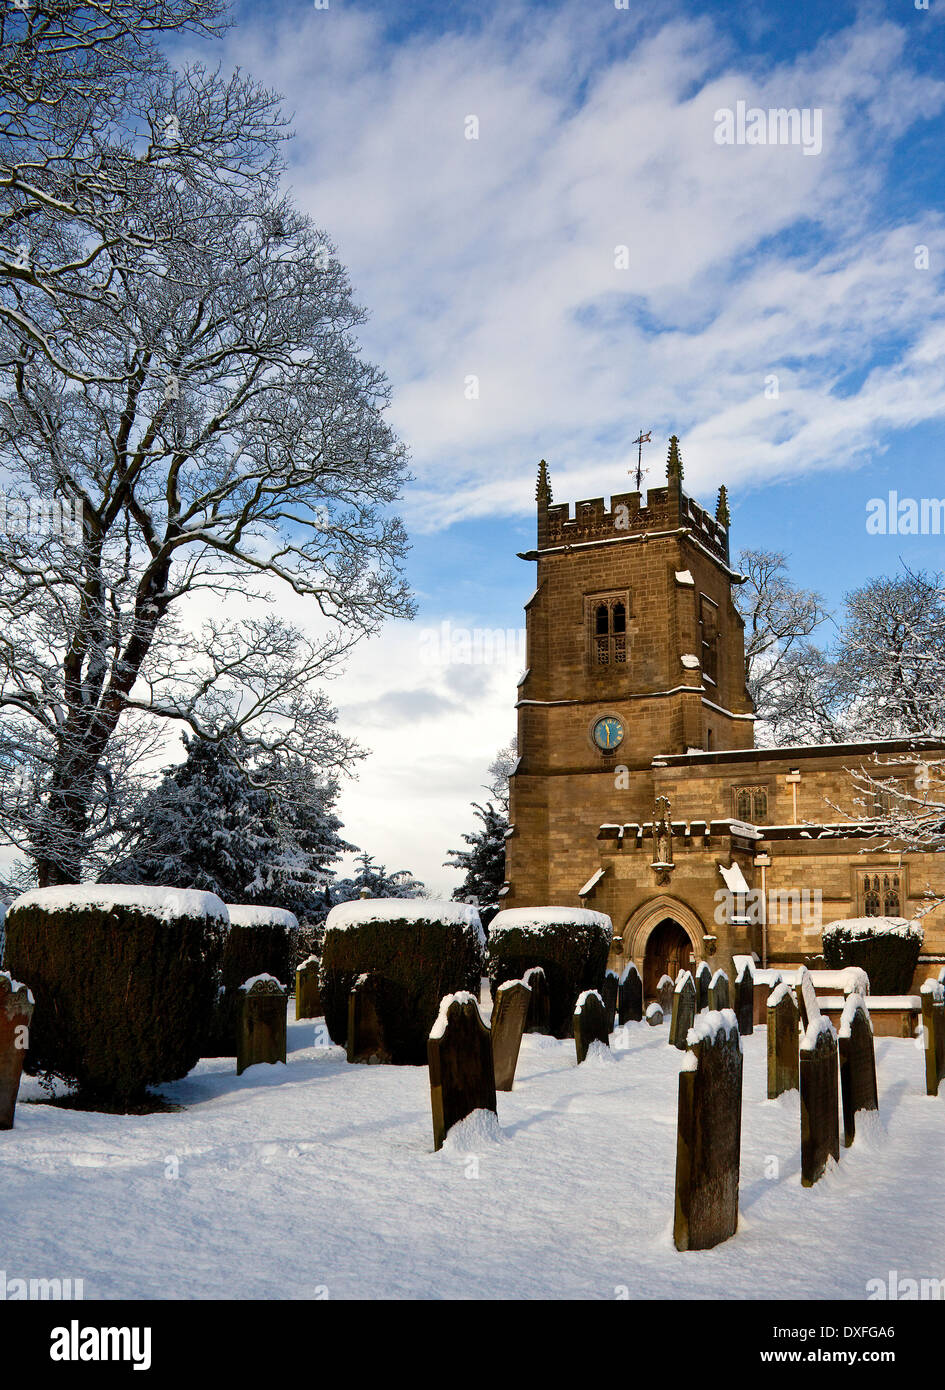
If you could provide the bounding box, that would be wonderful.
[733,786,767,823]
[588,592,629,667]
[883,873,901,917]
[863,873,881,917]
[700,596,719,684]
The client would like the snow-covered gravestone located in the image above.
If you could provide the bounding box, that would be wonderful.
[491,979,531,1091]
[237,975,287,1077]
[707,969,729,1013]
[657,974,675,1016]
[920,979,945,1098]
[673,1010,743,1251]
[645,1003,663,1027]
[838,994,878,1147]
[347,971,392,1065]
[694,961,711,1012]
[733,961,754,1037]
[0,971,34,1129]
[669,972,696,1050]
[766,981,800,1100]
[295,956,321,1021]
[522,966,551,1035]
[795,965,821,1031]
[573,990,609,1064]
[618,962,643,1024]
[601,971,619,1034]
[428,992,497,1152]
[799,1017,840,1187]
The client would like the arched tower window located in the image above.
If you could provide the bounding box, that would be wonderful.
[588,592,629,667]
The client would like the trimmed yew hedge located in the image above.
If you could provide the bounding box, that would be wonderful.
[4,886,227,1105]
[320,900,485,1064]
[204,904,299,1056]
[822,917,924,995]
[486,908,613,1038]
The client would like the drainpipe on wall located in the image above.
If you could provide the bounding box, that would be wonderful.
[755,851,772,968]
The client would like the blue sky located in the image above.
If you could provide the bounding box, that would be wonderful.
[172,0,945,889]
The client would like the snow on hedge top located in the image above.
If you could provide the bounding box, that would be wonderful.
[488,907,612,941]
[325,897,485,946]
[429,990,481,1039]
[227,904,299,931]
[822,916,923,943]
[8,883,228,923]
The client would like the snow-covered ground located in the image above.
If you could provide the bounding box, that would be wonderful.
[3,997,944,1300]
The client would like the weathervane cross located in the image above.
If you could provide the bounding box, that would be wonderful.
[631,430,652,491]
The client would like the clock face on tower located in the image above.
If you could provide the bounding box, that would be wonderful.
[592,716,624,751]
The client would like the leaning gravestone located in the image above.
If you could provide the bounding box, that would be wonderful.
[708,969,730,1012]
[920,979,945,1098]
[645,1003,663,1027]
[347,971,392,1064]
[673,1009,743,1251]
[799,1018,840,1186]
[838,994,878,1147]
[618,962,643,1024]
[522,966,551,1035]
[796,965,821,1031]
[491,979,531,1091]
[601,971,619,1034]
[295,955,321,1020]
[669,972,697,1051]
[767,981,800,1099]
[237,975,287,1076]
[657,974,675,1016]
[574,990,610,1064]
[733,961,754,1036]
[428,992,497,1151]
[694,962,712,1012]
[0,971,34,1129]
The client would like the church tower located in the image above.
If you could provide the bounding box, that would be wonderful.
[505,437,754,909]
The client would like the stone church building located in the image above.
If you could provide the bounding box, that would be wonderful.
[503,439,945,997]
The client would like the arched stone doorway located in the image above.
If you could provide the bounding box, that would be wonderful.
[623,896,705,1001]
[643,919,692,999]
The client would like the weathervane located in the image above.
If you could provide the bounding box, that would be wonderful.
[631,430,652,490]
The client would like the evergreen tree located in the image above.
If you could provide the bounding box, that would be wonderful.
[444,800,508,927]
[329,851,426,903]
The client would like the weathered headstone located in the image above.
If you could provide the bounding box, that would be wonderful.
[645,1003,663,1027]
[796,965,821,1031]
[766,981,800,1099]
[491,979,531,1091]
[921,979,945,1098]
[295,955,321,1020]
[347,971,392,1064]
[799,1018,840,1186]
[0,971,34,1130]
[574,989,610,1064]
[673,1009,743,1251]
[694,962,712,1012]
[428,992,497,1151]
[522,966,551,1035]
[618,962,643,1024]
[838,994,878,1147]
[653,974,672,1016]
[601,971,619,1034]
[707,969,729,1012]
[237,974,287,1076]
[733,961,754,1036]
[669,971,696,1050]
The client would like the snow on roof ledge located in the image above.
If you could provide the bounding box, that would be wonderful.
[7,884,229,922]
[579,867,605,897]
[718,861,750,894]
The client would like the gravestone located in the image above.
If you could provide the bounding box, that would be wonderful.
[921,979,945,1098]
[347,971,392,1064]
[523,966,551,1035]
[0,971,34,1130]
[601,971,619,1034]
[295,955,321,1020]
[766,981,800,1099]
[645,1003,663,1027]
[237,975,287,1076]
[799,1018,840,1186]
[673,1009,743,1251]
[491,979,531,1091]
[733,962,754,1036]
[656,974,675,1016]
[695,962,712,1012]
[708,969,729,1012]
[669,972,696,1051]
[796,965,821,1031]
[574,990,610,1064]
[428,992,497,1151]
[618,962,643,1024]
[838,994,878,1147]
